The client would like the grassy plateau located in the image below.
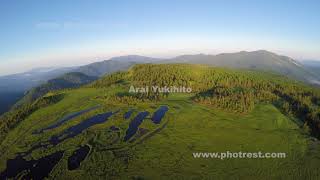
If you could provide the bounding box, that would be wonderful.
[1,64,320,179]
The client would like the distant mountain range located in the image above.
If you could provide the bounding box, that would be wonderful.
[301,60,320,79]
[13,72,98,108]
[0,55,157,91]
[302,60,320,67]
[76,55,159,77]
[0,55,157,92]
[0,67,76,92]
[161,50,319,84]
[0,67,75,115]
[0,51,320,115]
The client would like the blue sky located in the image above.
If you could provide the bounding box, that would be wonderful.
[0,0,319,75]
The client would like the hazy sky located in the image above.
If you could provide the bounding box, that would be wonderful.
[0,0,319,75]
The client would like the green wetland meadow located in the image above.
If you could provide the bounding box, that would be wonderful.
[1,64,320,179]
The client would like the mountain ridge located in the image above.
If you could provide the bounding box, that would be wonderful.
[161,50,316,83]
